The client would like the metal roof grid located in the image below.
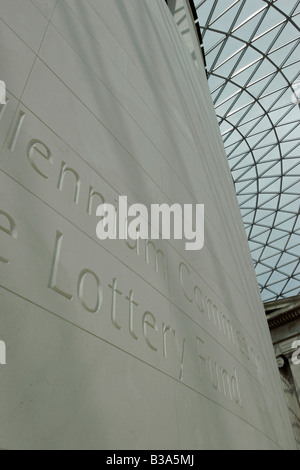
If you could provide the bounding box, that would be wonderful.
[194,0,300,302]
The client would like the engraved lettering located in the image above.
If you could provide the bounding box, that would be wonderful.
[194,285,204,313]
[58,162,81,205]
[155,250,165,277]
[162,324,172,358]
[208,357,220,391]
[221,313,236,345]
[126,290,139,340]
[196,336,206,381]
[48,231,73,300]
[206,298,220,328]
[220,367,232,400]
[142,311,158,352]
[179,262,193,302]
[0,209,17,264]
[77,269,103,314]
[126,237,140,256]
[236,331,244,355]
[27,139,53,179]
[8,110,26,152]
[243,336,250,360]
[87,186,105,216]
[146,241,166,277]
[231,369,242,406]
[172,331,185,381]
[108,278,122,330]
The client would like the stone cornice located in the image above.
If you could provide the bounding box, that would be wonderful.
[267,306,300,330]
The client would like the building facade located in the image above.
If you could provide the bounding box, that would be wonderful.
[266,296,300,449]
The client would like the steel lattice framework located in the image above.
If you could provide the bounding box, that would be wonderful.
[193,0,300,302]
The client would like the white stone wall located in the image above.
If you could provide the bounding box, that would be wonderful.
[0,0,296,449]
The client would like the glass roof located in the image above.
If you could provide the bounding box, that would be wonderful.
[193,0,300,302]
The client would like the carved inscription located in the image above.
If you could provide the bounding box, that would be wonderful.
[48,231,73,300]
[0,185,261,410]
[58,162,81,205]
[0,209,17,264]
[45,227,245,406]
[8,110,26,152]
[4,106,168,280]
[48,231,103,313]
[179,261,263,378]
[196,337,242,406]
[78,269,103,314]
[0,104,265,412]
[27,139,53,179]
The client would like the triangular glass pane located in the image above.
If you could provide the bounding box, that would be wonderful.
[269,39,300,66]
[203,29,227,53]
[213,37,246,71]
[239,195,257,208]
[209,0,241,28]
[236,179,257,195]
[269,279,289,292]
[216,81,242,105]
[245,60,278,89]
[283,287,300,297]
[277,255,299,269]
[247,72,277,97]
[209,74,227,92]
[269,235,290,251]
[257,272,272,286]
[253,20,286,53]
[258,195,279,211]
[268,229,287,244]
[260,247,282,260]
[235,166,258,182]
[255,212,276,227]
[238,115,267,135]
[282,278,299,292]
[283,157,300,173]
[212,48,247,77]
[282,47,300,69]
[255,262,271,275]
[277,122,300,141]
[279,194,299,211]
[282,176,300,191]
[259,88,290,110]
[280,207,298,219]
[286,233,300,249]
[272,0,298,17]
[233,7,267,41]
[281,125,300,142]
[276,217,297,233]
[247,131,274,150]
[257,161,277,177]
[277,107,300,128]
[227,140,250,159]
[282,61,300,79]
[260,178,281,193]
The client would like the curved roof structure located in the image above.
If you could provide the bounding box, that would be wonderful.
[194,0,300,302]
